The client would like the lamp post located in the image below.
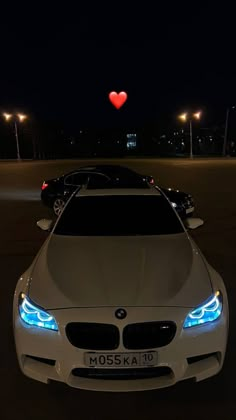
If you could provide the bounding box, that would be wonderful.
[223,106,235,157]
[178,112,201,159]
[3,113,27,160]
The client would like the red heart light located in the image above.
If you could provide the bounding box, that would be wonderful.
[109,91,128,109]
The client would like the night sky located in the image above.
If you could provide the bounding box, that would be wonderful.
[1,4,236,130]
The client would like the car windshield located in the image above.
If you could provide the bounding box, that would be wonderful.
[54,194,184,236]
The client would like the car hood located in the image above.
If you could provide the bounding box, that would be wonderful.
[29,233,212,309]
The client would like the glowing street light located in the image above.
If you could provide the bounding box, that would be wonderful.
[17,114,27,122]
[3,113,28,160]
[3,113,12,121]
[178,111,202,159]
[179,113,187,121]
[193,111,201,120]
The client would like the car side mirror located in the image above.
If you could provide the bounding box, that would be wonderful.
[36,219,53,232]
[184,217,204,230]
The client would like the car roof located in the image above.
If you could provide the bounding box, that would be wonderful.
[77,164,136,171]
[64,165,141,177]
[76,186,161,197]
[91,165,138,173]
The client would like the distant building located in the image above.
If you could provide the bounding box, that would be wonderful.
[126,133,137,150]
[158,126,224,156]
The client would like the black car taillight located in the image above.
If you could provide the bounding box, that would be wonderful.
[41,182,49,191]
[147,176,155,185]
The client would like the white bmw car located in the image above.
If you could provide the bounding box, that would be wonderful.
[13,186,229,392]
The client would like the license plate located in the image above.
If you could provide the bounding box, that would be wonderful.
[84,351,157,368]
[186,206,194,214]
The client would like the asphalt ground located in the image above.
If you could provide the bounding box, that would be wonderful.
[0,158,235,420]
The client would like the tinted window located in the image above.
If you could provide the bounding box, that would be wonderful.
[87,168,148,189]
[54,195,184,236]
[64,174,74,185]
[87,174,110,189]
[64,173,88,185]
[73,173,89,185]
[103,167,145,183]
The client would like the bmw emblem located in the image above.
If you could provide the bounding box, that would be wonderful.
[115,308,127,319]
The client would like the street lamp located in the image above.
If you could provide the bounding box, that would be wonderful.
[178,111,202,158]
[179,113,187,122]
[18,113,27,122]
[3,113,12,121]
[193,112,201,120]
[3,113,27,160]
[223,106,235,157]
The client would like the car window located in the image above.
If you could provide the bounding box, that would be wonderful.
[64,173,89,186]
[64,174,74,185]
[73,173,89,185]
[87,171,148,189]
[54,195,184,236]
[100,167,143,182]
[87,174,110,189]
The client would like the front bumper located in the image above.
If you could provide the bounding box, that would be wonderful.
[176,200,195,218]
[176,206,195,219]
[13,305,228,392]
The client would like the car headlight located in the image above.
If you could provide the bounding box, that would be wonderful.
[183,291,222,328]
[171,202,177,208]
[19,293,58,331]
